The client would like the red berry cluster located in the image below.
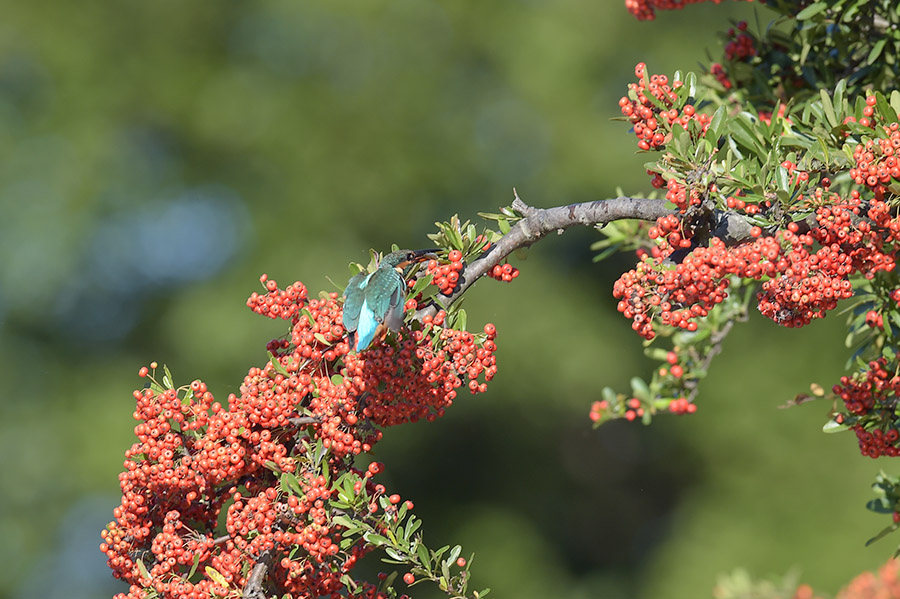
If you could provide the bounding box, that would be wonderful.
[489,262,519,282]
[849,98,900,196]
[710,62,732,89]
[619,63,712,151]
[833,358,900,458]
[668,397,696,414]
[723,21,756,61]
[247,274,308,320]
[614,228,781,339]
[589,398,646,422]
[615,188,900,339]
[342,317,498,427]
[625,0,751,21]
[103,276,500,599]
[424,249,465,295]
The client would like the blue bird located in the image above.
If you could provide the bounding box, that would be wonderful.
[342,249,437,352]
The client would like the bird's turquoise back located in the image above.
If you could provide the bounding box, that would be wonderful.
[342,266,406,351]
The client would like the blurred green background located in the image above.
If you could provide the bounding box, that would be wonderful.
[0,1,891,598]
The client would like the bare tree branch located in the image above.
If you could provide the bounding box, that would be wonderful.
[416,191,673,318]
[242,549,274,599]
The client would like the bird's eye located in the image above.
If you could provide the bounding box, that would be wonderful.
[407,252,416,261]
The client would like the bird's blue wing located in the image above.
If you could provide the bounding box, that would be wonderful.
[365,268,405,324]
[342,272,369,332]
[355,297,379,351]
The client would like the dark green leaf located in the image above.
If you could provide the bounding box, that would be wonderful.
[866,498,895,514]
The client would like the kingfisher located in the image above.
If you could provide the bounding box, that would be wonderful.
[342,248,438,352]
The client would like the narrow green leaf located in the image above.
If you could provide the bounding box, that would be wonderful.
[187,553,201,580]
[411,543,429,573]
[384,547,405,561]
[268,351,289,376]
[834,79,846,113]
[867,37,888,65]
[819,89,838,128]
[137,559,151,581]
[866,522,900,546]
[795,2,826,19]
[163,364,174,390]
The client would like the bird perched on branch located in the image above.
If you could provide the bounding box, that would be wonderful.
[342,249,438,352]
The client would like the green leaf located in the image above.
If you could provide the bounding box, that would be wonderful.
[137,559,151,581]
[268,351,289,376]
[775,165,790,191]
[410,274,434,297]
[364,533,391,546]
[866,522,900,547]
[729,116,764,158]
[867,37,888,65]
[891,90,900,120]
[384,547,405,561]
[708,105,727,140]
[867,498,895,514]
[876,91,898,123]
[819,89,838,128]
[163,364,174,389]
[795,2,826,19]
[684,71,697,99]
[823,418,848,433]
[330,374,344,386]
[630,377,651,400]
[187,553,201,580]
[313,332,332,346]
[280,472,302,496]
[416,543,432,574]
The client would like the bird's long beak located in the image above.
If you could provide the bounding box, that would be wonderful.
[411,248,440,261]
[396,248,440,269]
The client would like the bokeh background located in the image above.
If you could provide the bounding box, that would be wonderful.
[0,1,891,598]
